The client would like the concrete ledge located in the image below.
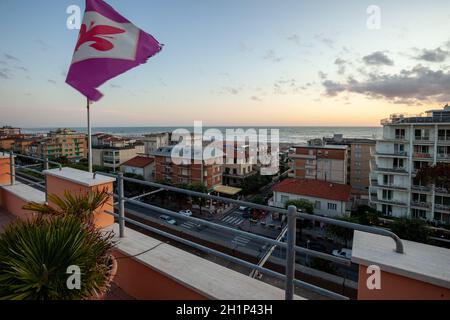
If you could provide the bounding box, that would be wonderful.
[44,167,115,187]
[1,183,45,204]
[352,231,450,290]
[106,224,305,300]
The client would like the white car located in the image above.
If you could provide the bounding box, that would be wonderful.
[332,248,352,259]
[179,210,193,217]
[159,215,177,225]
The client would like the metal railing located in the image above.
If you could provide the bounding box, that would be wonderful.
[95,171,405,300]
[2,151,62,200]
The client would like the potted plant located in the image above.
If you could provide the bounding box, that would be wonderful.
[0,189,116,300]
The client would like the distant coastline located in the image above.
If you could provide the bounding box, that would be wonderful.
[22,126,382,145]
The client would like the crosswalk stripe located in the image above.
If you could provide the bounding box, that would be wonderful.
[223,216,233,223]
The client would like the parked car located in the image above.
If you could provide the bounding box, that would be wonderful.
[332,248,352,259]
[239,206,250,212]
[159,215,177,225]
[179,210,193,217]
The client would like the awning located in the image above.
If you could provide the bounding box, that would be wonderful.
[213,185,242,196]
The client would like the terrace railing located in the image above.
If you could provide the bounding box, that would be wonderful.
[95,171,405,301]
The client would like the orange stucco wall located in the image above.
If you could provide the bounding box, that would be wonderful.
[46,175,114,228]
[0,189,36,221]
[112,250,208,300]
[0,158,11,186]
[358,265,450,300]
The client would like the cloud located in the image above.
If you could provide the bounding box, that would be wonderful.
[414,47,449,63]
[362,51,394,66]
[48,79,57,84]
[110,83,121,89]
[220,86,242,95]
[0,71,10,79]
[0,60,6,65]
[334,58,347,75]
[322,65,450,104]
[263,50,284,62]
[15,66,28,72]
[0,68,12,79]
[36,40,51,51]
[315,34,335,49]
[251,96,262,102]
[4,53,20,62]
[318,71,328,80]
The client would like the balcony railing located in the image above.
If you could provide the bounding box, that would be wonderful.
[371,180,407,191]
[372,165,408,174]
[93,171,405,300]
[411,201,431,209]
[3,152,62,197]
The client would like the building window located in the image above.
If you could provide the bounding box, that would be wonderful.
[314,201,321,210]
[327,203,337,211]
[412,209,427,220]
[382,204,392,216]
[280,195,289,204]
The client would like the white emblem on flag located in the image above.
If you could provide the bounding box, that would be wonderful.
[71,11,140,64]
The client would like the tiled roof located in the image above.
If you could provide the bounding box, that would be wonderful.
[122,156,154,168]
[273,178,351,202]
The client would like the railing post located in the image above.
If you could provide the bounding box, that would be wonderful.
[9,152,15,185]
[285,205,297,300]
[117,172,125,238]
[44,157,49,202]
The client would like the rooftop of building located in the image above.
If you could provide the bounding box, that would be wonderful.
[273,178,352,202]
[292,144,348,150]
[122,156,155,168]
[382,104,450,125]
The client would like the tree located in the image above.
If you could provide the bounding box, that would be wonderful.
[353,205,379,226]
[416,163,450,192]
[186,183,208,216]
[390,217,430,243]
[326,216,359,247]
[285,199,314,214]
[252,195,265,205]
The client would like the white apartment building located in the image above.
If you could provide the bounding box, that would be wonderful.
[370,105,450,225]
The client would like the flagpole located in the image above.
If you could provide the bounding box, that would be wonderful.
[87,98,93,173]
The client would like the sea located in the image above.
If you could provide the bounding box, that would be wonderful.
[22,126,382,145]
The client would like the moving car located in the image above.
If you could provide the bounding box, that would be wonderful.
[332,248,352,259]
[179,210,193,217]
[159,215,177,225]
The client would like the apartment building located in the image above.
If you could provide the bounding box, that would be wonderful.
[289,145,348,184]
[222,141,256,186]
[370,105,450,225]
[322,134,376,200]
[272,178,352,217]
[0,138,15,151]
[0,126,21,137]
[27,129,87,161]
[121,156,155,181]
[142,132,170,155]
[152,146,222,190]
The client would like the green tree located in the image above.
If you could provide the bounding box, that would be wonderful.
[390,217,430,243]
[252,195,265,205]
[353,205,379,226]
[186,183,208,216]
[326,216,359,247]
[285,199,314,214]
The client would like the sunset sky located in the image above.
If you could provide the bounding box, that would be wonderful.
[1,0,450,127]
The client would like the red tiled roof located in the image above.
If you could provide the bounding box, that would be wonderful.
[273,178,351,202]
[122,156,154,168]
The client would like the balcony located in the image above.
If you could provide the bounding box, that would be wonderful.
[435,204,450,212]
[370,180,408,191]
[374,151,408,158]
[411,201,431,209]
[372,165,409,175]
[370,195,408,207]
[411,185,431,193]
[413,153,433,160]
[1,152,450,300]
[437,154,450,162]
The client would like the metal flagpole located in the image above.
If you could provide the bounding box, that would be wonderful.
[87,98,93,173]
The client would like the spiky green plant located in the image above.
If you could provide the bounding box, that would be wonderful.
[0,215,114,300]
[23,189,110,225]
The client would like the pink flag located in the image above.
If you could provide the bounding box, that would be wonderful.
[66,0,163,101]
